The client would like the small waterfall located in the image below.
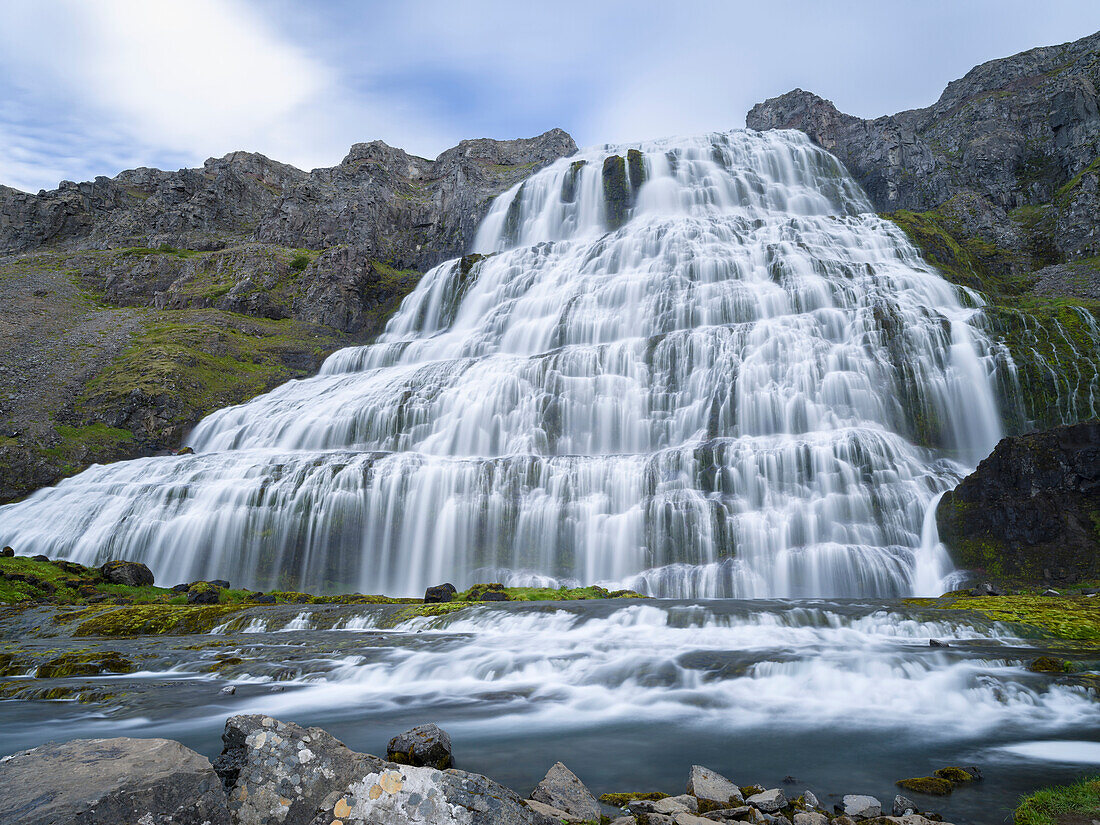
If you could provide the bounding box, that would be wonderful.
[0,131,1010,597]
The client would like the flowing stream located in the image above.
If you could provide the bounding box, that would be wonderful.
[0,130,1007,597]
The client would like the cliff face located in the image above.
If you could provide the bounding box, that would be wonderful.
[0,130,576,503]
[749,32,1100,433]
[937,422,1100,587]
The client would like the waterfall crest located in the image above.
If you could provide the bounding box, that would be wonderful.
[0,130,1006,597]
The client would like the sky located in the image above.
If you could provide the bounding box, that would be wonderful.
[1,1,1099,193]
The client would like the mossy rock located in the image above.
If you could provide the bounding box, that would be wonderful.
[896,776,953,796]
[933,767,977,783]
[73,604,246,637]
[598,792,669,807]
[1028,656,1070,673]
[35,650,135,678]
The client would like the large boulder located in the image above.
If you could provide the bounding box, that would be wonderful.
[425,583,457,603]
[530,761,601,822]
[0,737,228,825]
[308,762,556,825]
[746,788,787,813]
[686,764,744,809]
[213,714,385,825]
[387,723,453,769]
[835,794,881,819]
[99,559,155,587]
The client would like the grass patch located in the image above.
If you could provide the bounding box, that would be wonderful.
[1016,776,1100,825]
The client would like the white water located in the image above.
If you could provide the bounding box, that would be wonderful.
[0,130,1006,597]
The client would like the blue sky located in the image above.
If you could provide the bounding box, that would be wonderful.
[2,0,1099,192]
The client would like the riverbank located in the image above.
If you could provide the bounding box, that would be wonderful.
[0,712,982,824]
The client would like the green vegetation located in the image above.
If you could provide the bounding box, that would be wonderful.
[72,604,247,636]
[896,776,954,796]
[453,583,643,602]
[905,594,1100,645]
[289,252,311,272]
[1015,776,1100,825]
[34,650,134,678]
[934,767,977,783]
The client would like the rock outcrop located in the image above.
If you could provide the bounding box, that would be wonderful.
[937,421,1100,585]
[0,737,229,825]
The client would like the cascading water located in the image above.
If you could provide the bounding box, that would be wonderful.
[0,130,1009,597]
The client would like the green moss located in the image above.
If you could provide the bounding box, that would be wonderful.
[896,777,953,796]
[73,604,246,636]
[602,155,631,230]
[934,767,976,783]
[1015,776,1100,825]
[35,650,134,678]
[1028,656,1071,673]
[912,595,1100,645]
[1056,157,1100,203]
[289,252,311,272]
[453,584,643,602]
[598,792,669,807]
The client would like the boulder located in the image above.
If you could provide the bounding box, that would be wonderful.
[480,590,508,601]
[746,788,787,812]
[0,736,229,825]
[99,559,155,587]
[704,805,753,821]
[654,795,700,813]
[526,798,587,823]
[673,813,715,825]
[187,582,221,605]
[835,794,881,819]
[31,554,48,562]
[893,794,918,816]
[309,762,555,825]
[687,764,745,809]
[802,789,820,809]
[793,813,828,825]
[1,546,14,557]
[969,582,1004,597]
[531,761,600,822]
[214,714,385,825]
[386,723,453,769]
[425,582,457,603]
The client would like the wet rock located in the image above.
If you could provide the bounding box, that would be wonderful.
[31,554,48,562]
[214,714,386,825]
[251,593,276,604]
[803,789,820,809]
[220,685,236,695]
[210,579,231,589]
[0,736,229,825]
[171,583,190,592]
[688,764,745,809]
[425,582,457,603]
[187,582,221,604]
[480,590,508,601]
[793,813,828,825]
[99,559,155,587]
[933,766,978,783]
[747,788,787,812]
[175,446,194,455]
[969,582,1004,597]
[1041,588,1061,596]
[929,639,950,648]
[894,794,918,816]
[531,761,601,822]
[835,794,880,819]
[896,777,953,796]
[310,762,553,825]
[386,723,453,769]
[1,546,13,557]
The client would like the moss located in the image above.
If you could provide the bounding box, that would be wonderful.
[1028,656,1071,673]
[896,777,953,796]
[289,252,311,272]
[35,650,134,678]
[602,155,631,230]
[453,584,643,602]
[73,604,246,636]
[1015,776,1100,825]
[913,595,1100,645]
[598,792,669,807]
[1056,156,1100,203]
[933,767,976,783]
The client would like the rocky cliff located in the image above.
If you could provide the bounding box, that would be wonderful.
[0,130,576,503]
[749,30,1100,434]
[937,422,1100,587]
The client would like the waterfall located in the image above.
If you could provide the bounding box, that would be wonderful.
[0,130,1007,597]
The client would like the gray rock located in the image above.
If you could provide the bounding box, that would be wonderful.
[213,713,385,825]
[793,813,828,825]
[387,723,453,769]
[0,736,229,825]
[893,794,919,816]
[525,798,588,823]
[674,812,717,825]
[610,818,636,825]
[308,762,554,825]
[655,794,700,813]
[425,583,457,603]
[98,559,154,586]
[747,789,787,813]
[687,764,745,808]
[704,805,752,821]
[802,789,820,809]
[835,794,881,819]
[530,761,600,822]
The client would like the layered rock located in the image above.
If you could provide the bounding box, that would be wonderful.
[937,421,1100,585]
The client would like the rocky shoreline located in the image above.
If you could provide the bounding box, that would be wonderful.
[0,714,972,825]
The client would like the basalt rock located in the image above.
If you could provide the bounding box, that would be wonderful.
[936,421,1100,586]
[0,737,229,825]
[99,559,155,587]
[386,723,453,769]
